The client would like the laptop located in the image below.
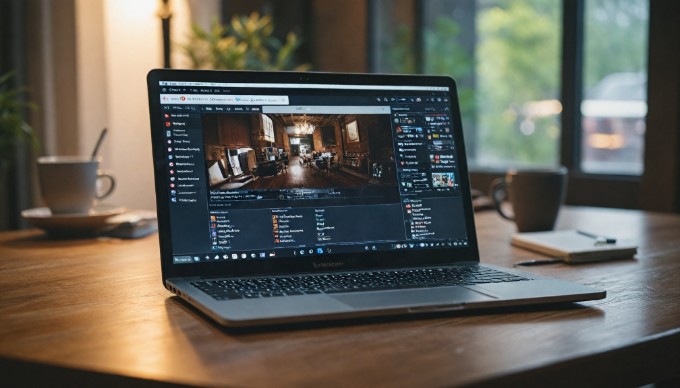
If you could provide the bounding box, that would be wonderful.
[146,69,605,327]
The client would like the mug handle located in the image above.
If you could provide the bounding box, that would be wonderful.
[489,177,514,221]
[95,173,116,200]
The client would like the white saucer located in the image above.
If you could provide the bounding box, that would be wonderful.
[22,204,127,236]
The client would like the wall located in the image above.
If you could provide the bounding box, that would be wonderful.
[72,0,218,211]
[641,1,680,212]
[334,121,344,162]
[275,124,290,154]
[342,115,367,154]
[311,0,367,72]
[75,0,108,162]
[98,0,196,210]
[312,129,323,151]
[213,115,252,148]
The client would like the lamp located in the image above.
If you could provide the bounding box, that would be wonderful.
[294,116,315,135]
[158,0,172,68]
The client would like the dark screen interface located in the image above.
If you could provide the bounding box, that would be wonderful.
[157,80,470,264]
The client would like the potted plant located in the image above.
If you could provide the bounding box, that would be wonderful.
[0,71,38,171]
[182,12,310,71]
[0,71,39,229]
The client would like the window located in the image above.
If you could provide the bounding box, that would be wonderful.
[580,0,649,175]
[373,0,562,169]
[371,0,651,208]
[474,1,562,168]
[262,114,274,142]
[217,0,676,211]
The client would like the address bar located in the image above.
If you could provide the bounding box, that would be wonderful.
[160,94,289,105]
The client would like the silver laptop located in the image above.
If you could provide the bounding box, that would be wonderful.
[146,69,605,327]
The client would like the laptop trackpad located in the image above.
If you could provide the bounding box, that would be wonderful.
[331,286,495,310]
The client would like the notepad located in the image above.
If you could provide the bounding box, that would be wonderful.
[511,230,637,263]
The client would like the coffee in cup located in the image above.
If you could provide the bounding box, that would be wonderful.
[490,167,567,232]
[37,156,115,214]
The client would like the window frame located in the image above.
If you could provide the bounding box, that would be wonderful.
[559,0,644,209]
[262,114,275,143]
[368,0,656,209]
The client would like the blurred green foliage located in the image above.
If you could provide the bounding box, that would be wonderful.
[476,0,560,166]
[383,17,477,157]
[380,0,647,168]
[583,0,648,90]
[0,72,38,170]
[182,12,310,71]
[424,17,476,154]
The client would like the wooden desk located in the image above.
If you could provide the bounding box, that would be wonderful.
[1,207,679,387]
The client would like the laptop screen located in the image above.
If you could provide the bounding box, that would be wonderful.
[149,71,474,270]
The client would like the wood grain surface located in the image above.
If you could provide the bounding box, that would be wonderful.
[0,206,679,387]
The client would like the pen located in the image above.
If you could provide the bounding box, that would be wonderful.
[513,258,564,267]
[577,230,617,244]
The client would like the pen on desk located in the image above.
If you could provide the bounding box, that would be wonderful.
[576,230,617,244]
[513,258,564,267]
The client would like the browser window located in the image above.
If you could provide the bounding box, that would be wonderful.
[157,81,469,264]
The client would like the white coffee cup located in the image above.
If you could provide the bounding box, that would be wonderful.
[37,156,115,214]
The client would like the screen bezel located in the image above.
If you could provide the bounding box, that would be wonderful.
[146,69,480,284]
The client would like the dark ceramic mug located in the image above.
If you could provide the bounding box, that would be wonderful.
[490,167,567,232]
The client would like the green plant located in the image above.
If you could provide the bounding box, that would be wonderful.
[384,18,476,155]
[182,12,310,71]
[0,72,38,170]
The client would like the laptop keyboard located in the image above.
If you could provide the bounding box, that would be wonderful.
[191,266,528,300]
